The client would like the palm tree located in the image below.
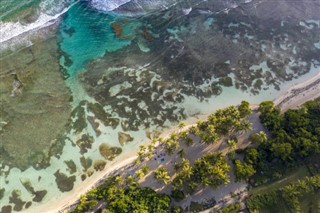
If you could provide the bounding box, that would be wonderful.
[249,131,267,144]
[197,120,207,131]
[181,158,190,168]
[258,131,267,143]
[296,179,308,192]
[148,144,155,152]
[146,151,153,159]
[227,139,237,150]
[173,175,184,189]
[200,132,209,143]
[154,167,170,184]
[134,158,141,166]
[181,158,192,178]
[208,114,217,125]
[188,182,198,190]
[205,130,219,144]
[126,175,139,190]
[206,124,215,133]
[142,165,149,174]
[151,138,157,145]
[126,176,135,185]
[179,131,188,140]
[241,120,252,132]
[189,126,200,136]
[137,150,145,159]
[164,139,179,155]
[170,133,178,141]
[114,175,124,185]
[135,169,145,179]
[179,121,186,129]
[139,145,146,152]
[158,137,164,144]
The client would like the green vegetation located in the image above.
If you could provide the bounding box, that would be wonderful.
[68,98,320,213]
[154,167,171,184]
[233,159,256,182]
[240,98,320,212]
[238,100,252,118]
[172,153,230,194]
[246,176,320,212]
[68,176,171,213]
[220,202,241,213]
[249,166,310,196]
[240,98,320,184]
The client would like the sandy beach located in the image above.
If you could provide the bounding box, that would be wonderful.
[31,68,320,213]
[274,71,320,111]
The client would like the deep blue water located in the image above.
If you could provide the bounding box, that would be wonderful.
[58,1,137,77]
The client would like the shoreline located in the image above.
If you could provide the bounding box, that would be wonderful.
[46,69,320,213]
[0,1,79,45]
[274,71,320,111]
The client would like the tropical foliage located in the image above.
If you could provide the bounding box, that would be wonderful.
[241,98,320,184]
[173,153,230,192]
[68,176,171,213]
[246,176,320,212]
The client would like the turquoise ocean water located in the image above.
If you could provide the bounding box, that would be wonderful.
[58,2,133,77]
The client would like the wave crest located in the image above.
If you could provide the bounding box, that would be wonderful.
[90,0,133,12]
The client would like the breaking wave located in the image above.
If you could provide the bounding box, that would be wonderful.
[0,1,77,44]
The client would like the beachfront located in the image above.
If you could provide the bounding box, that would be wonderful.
[50,70,320,213]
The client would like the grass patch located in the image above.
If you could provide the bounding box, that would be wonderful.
[249,166,310,195]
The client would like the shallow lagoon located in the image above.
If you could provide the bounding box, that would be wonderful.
[0,0,320,212]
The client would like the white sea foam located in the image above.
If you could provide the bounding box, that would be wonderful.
[90,0,179,15]
[0,1,78,44]
[182,7,192,15]
[90,0,132,12]
[40,0,71,15]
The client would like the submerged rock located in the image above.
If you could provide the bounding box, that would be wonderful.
[87,116,101,136]
[25,201,32,209]
[87,102,119,129]
[76,134,94,154]
[48,136,66,159]
[70,101,87,134]
[64,160,77,174]
[32,190,47,202]
[87,169,95,177]
[20,180,35,194]
[10,73,23,97]
[93,160,106,171]
[54,170,76,192]
[81,174,87,181]
[1,205,12,213]
[9,190,25,212]
[80,156,92,172]
[99,143,122,161]
[118,132,134,146]
[0,188,5,200]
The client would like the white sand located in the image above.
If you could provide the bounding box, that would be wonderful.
[33,155,137,213]
[274,71,320,111]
